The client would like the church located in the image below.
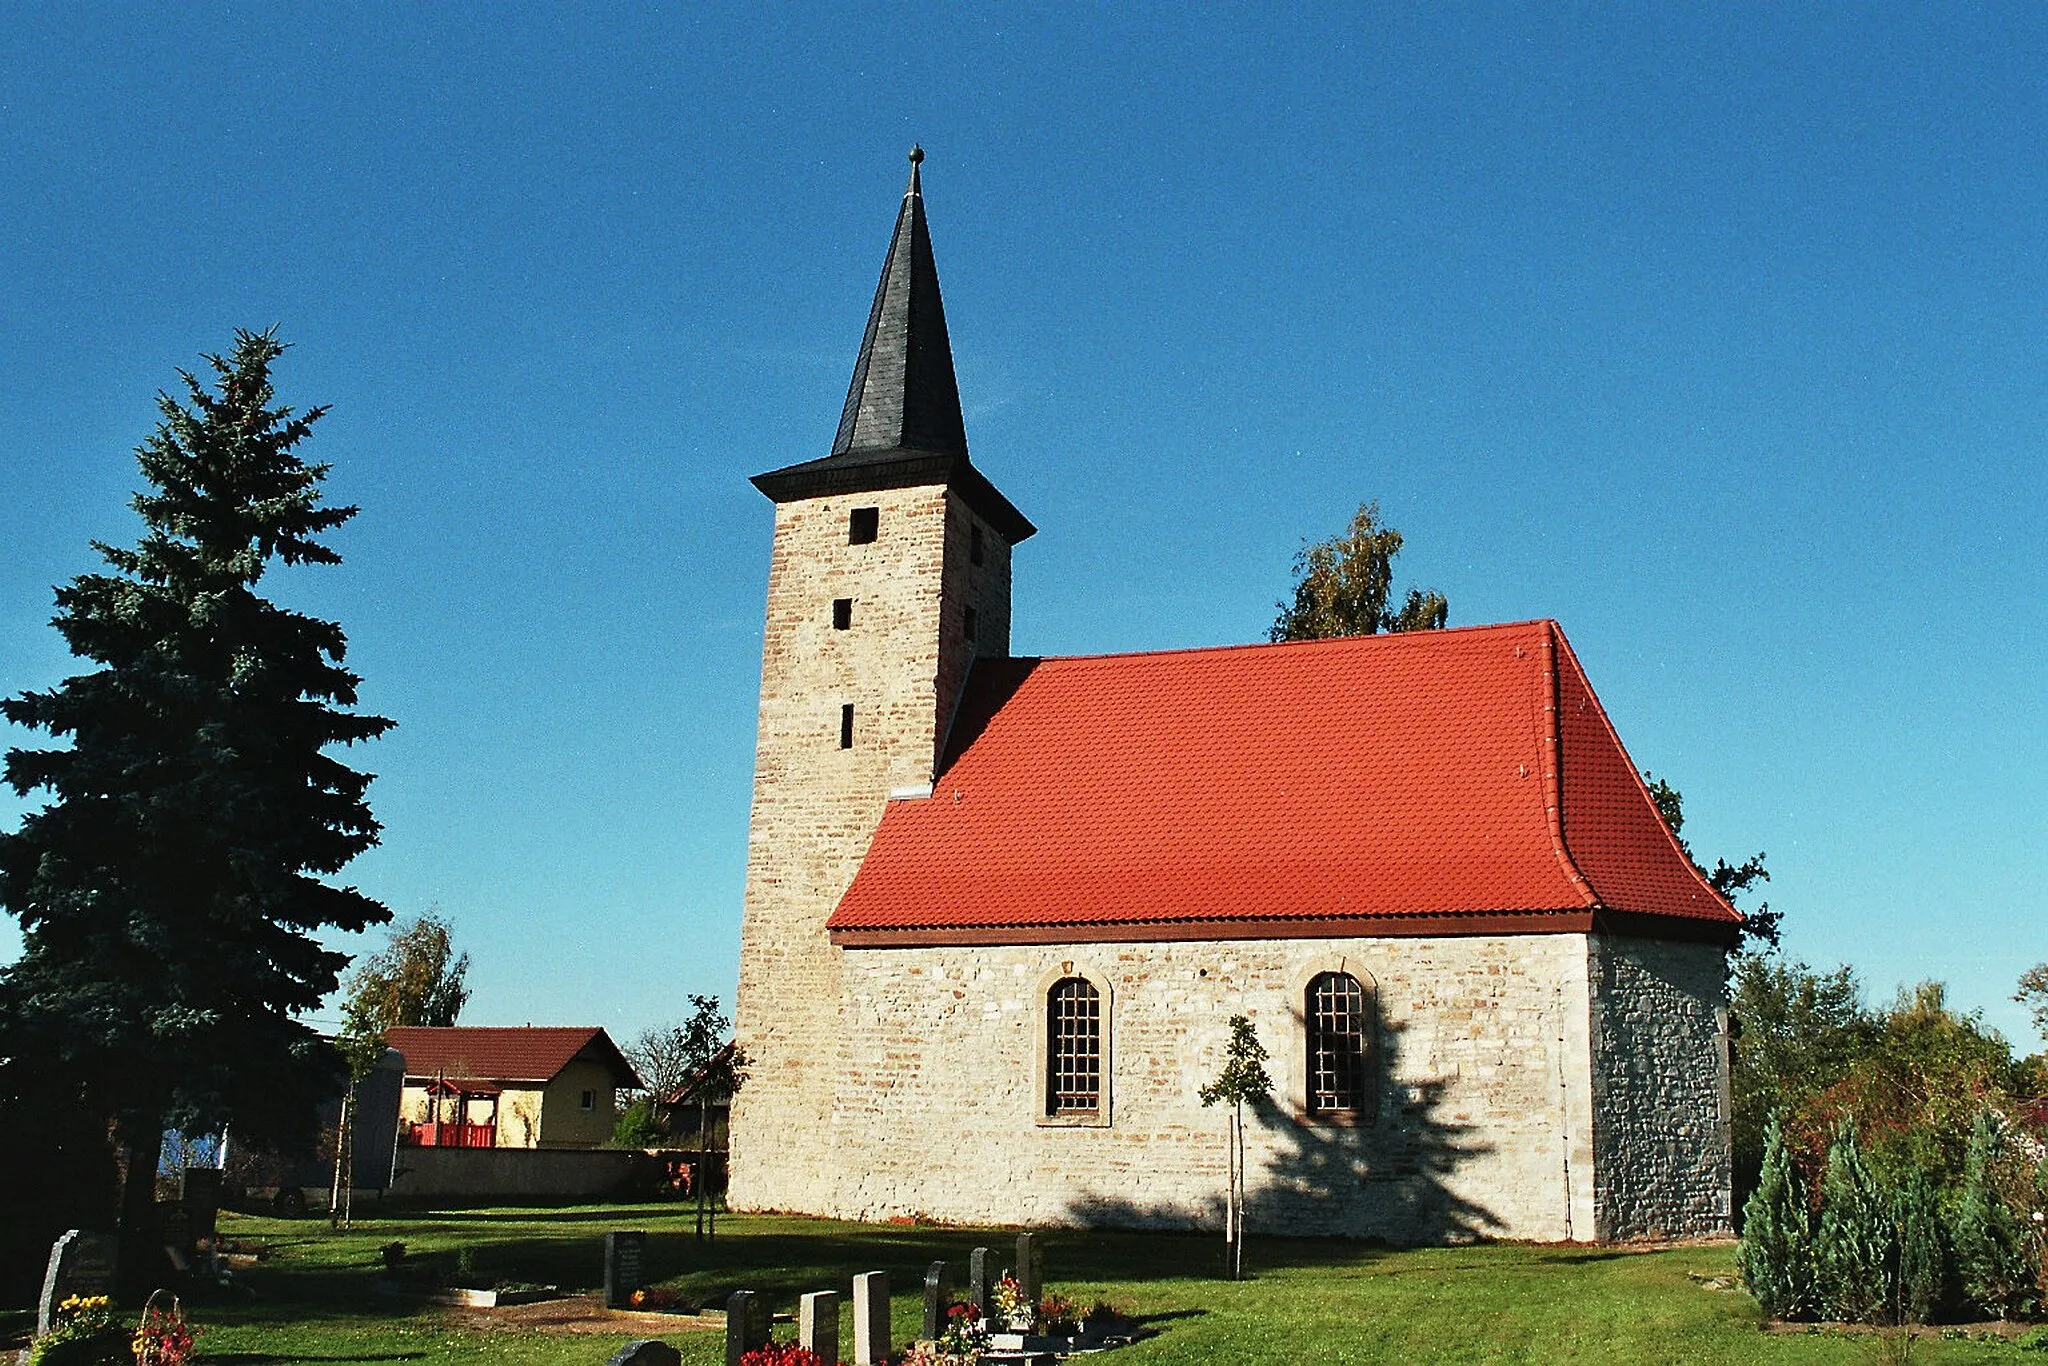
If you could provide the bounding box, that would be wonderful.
[727,151,1738,1244]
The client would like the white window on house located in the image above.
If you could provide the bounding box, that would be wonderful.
[1306,971,1377,1119]
[1046,977,1103,1116]
[580,1089,596,1112]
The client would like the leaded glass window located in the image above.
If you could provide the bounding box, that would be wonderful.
[1306,971,1375,1117]
[1047,977,1102,1115]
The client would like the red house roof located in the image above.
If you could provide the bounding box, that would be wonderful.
[383,1026,642,1089]
[828,619,1739,946]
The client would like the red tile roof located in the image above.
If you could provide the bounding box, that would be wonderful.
[828,620,1739,944]
[383,1026,641,1089]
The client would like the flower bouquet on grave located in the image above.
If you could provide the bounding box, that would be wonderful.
[29,1295,128,1366]
[990,1274,1033,1332]
[132,1290,200,1366]
[934,1300,991,1358]
[1036,1292,1076,1337]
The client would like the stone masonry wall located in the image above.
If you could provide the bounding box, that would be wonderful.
[825,933,1601,1243]
[729,482,1011,1214]
[1586,933,1732,1239]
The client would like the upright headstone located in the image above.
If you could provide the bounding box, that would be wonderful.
[852,1269,891,1366]
[180,1167,223,1237]
[604,1230,647,1310]
[37,1230,117,1338]
[1016,1231,1042,1309]
[799,1290,839,1363]
[725,1290,768,1366]
[968,1247,992,1317]
[922,1260,948,1341]
[606,1342,681,1366]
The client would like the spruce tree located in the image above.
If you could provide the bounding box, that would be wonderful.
[1953,1108,2030,1318]
[0,329,392,1289]
[1738,1115,1817,1320]
[1893,1168,1950,1324]
[1814,1120,1896,1323]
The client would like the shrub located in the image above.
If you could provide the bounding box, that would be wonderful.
[1953,1109,2034,1318]
[1815,1120,1896,1323]
[1893,1168,1950,1324]
[609,1097,667,1148]
[1739,1115,1816,1319]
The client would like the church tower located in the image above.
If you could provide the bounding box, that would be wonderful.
[728,150,1034,1211]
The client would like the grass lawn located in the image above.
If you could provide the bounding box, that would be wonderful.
[26,1204,2040,1365]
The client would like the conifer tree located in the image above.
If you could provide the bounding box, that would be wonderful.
[1893,1168,1950,1324]
[0,329,392,1288]
[1814,1120,1897,1323]
[1953,1108,2031,1318]
[1738,1115,1817,1320]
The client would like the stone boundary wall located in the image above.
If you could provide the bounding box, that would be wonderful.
[387,1146,664,1201]
[824,933,1601,1244]
[1586,933,1732,1239]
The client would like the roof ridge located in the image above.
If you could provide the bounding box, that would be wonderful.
[1030,618,1558,668]
[1536,620,1601,911]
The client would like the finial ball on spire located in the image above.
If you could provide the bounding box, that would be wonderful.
[909,144,925,166]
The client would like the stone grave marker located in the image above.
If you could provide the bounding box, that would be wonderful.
[180,1167,223,1236]
[799,1289,838,1362]
[725,1290,768,1366]
[852,1269,890,1366]
[922,1260,948,1341]
[968,1246,992,1317]
[37,1229,117,1338]
[606,1341,680,1366]
[1016,1231,1042,1308]
[604,1230,647,1310]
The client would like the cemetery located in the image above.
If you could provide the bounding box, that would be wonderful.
[10,1199,2048,1364]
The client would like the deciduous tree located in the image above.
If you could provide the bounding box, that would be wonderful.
[0,329,392,1290]
[1269,500,1447,642]
[344,910,470,1030]
[1199,1014,1273,1280]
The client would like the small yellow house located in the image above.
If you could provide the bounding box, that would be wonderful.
[385,1026,641,1150]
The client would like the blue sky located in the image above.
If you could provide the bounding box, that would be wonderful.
[2,5,2043,1047]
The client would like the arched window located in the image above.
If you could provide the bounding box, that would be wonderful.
[1306,971,1376,1118]
[1046,977,1102,1115]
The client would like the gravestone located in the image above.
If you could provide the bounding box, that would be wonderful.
[968,1246,992,1316]
[606,1341,680,1366]
[724,1290,768,1366]
[799,1290,838,1363]
[37,1229,117,1338]
[603,1230,647,1310]
[180,1167,223,1236]
[1016,1231,1042,1309]
[852,1269,890,1366]
[922,1260,948,1341]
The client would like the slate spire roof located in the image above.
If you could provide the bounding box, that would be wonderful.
[831,145,968,461]
[753,148,1034,542]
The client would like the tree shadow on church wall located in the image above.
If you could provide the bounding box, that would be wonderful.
[1065,1011,1504,1247]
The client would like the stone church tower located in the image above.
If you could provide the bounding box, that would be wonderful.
[728,150,1034,1211]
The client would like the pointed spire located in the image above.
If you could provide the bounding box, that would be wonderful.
[829,145,968,459]
[752,150,1034,544]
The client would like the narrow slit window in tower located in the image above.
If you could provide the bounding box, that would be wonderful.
[848,507,879,544]
[970,523,986,565]
[964,605,978,641]
[832,598,853,630]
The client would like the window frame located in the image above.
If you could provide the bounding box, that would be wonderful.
[1302,968,1379,1123]
[848,506,879,545]
[1033,964,1113,1127]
